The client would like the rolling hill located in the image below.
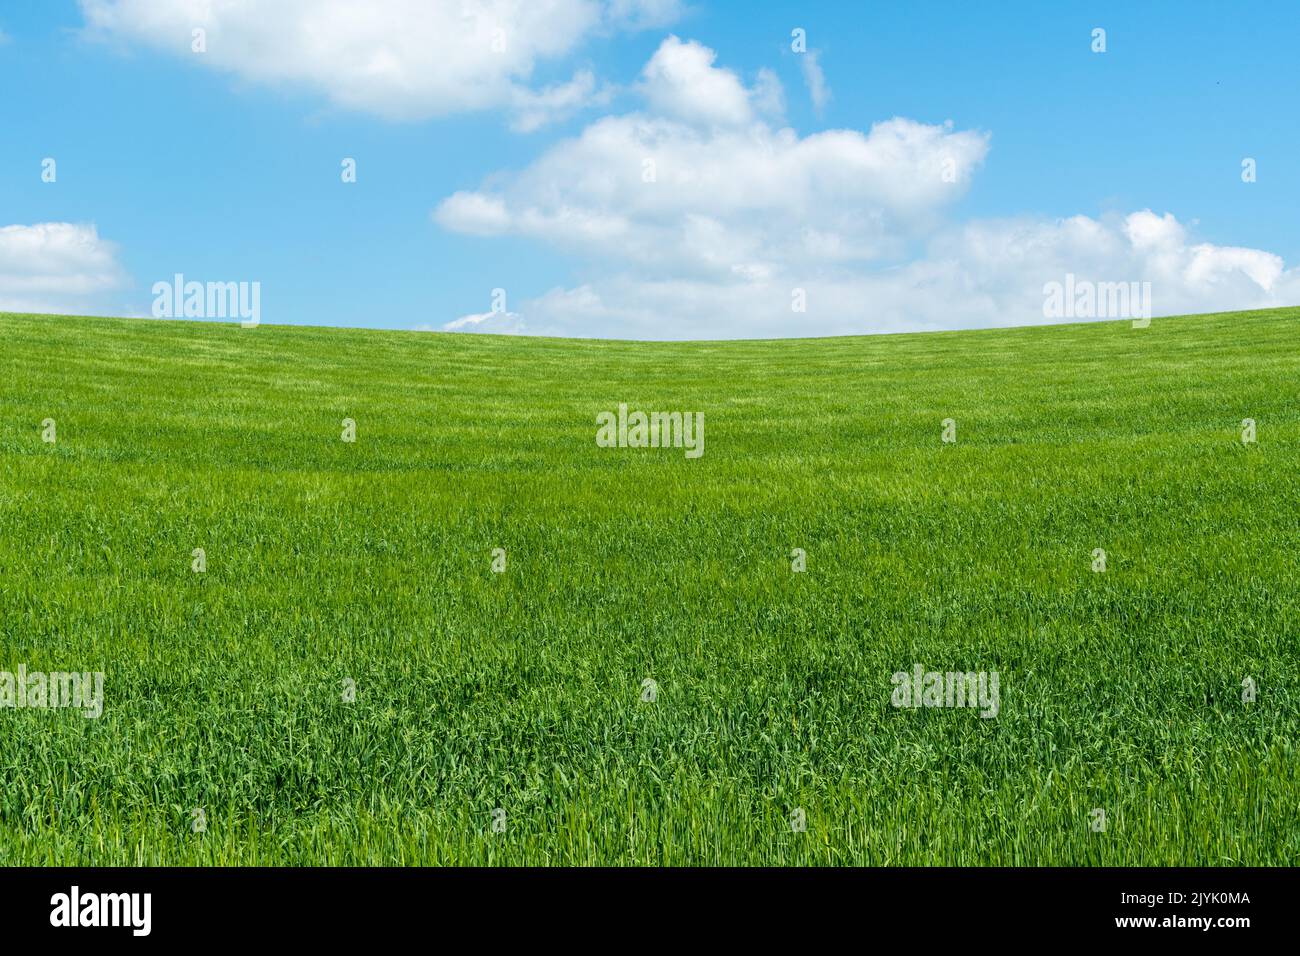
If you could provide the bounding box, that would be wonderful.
[1,307,1297,864]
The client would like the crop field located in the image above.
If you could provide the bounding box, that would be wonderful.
[0,307,1297,865]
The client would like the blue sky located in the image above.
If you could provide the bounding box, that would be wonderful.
[1,0,1296,338]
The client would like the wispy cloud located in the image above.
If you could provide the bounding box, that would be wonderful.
[801,49,830,115]
[436,311,528,335]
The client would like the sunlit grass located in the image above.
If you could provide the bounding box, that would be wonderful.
[1,307,1297,865]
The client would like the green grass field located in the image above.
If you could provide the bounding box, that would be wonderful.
[1,307,1297,865]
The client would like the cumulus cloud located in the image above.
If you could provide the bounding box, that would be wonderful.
[431,36,1298,339]
[907,210,1297,326]
[486,211,1300,340]
[0,223,127,315]
[435,111,989,274]
[79,0,681,127]
[432,36,992,336]
[639,35,758,127]
[434,39,990,274]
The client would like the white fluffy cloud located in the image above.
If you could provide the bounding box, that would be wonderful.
[639,35,759,127]
[79,0,681,127]
[481,211,1300,340]
[435,37,1298,338]
[914,211,1296,324]
[434,35,988,335]
[436,37,989,277]
[437,111,987,272]
[0,223,127,315]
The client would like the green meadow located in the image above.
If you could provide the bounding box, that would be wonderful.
[1,307,1297,865]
